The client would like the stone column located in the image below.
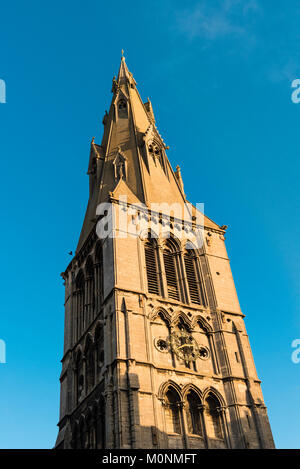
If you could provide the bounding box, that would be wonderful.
[90,412,96,449]
[195,256,209,306]
[207,331,220,375]
[217,405,231,448]
[82,354,87,398]
[179,401,189,449]
[84,274,93,327]
[177,250,189,303]
[160,400,170,448]
[234,324,267,448]
[156,241,167,297]
[104,380,114,448]
[94,261,102,317]
[77,289,84,339]
[199,404,209,448]
[72,289,79,343]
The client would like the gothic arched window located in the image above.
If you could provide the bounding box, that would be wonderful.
[163,240,180,301]
[118,99,128,118]
[185,391,202,436]
[144,237,161,295]
[164,388,181,434]
[204,394,223,439]
[184,250,205,305]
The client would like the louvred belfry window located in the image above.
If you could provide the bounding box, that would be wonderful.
[144,239,160,295]
[163,243,180,301]
[184,251,204,305]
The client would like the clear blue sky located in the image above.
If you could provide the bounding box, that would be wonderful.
[0,0,299,449]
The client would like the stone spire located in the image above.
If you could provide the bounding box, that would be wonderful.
[76,56,221,252]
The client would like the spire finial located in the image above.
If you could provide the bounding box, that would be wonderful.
[121,49,125,58]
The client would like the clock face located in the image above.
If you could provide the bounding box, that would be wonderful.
[168,331,201,362]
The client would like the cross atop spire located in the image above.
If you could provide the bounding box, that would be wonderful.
[117,51,131,85]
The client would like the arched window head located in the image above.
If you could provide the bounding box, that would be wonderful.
[185,391,202,436]
[118,99,127,110]
[144,237,161,295]
[76,271,85,291]
[118,99,128,118]
[157,311,170,328]
[177,317,189,332]
[204,394,223,439]
[164,388,181,434]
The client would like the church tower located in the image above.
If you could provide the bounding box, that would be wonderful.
[55,55,275,449]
